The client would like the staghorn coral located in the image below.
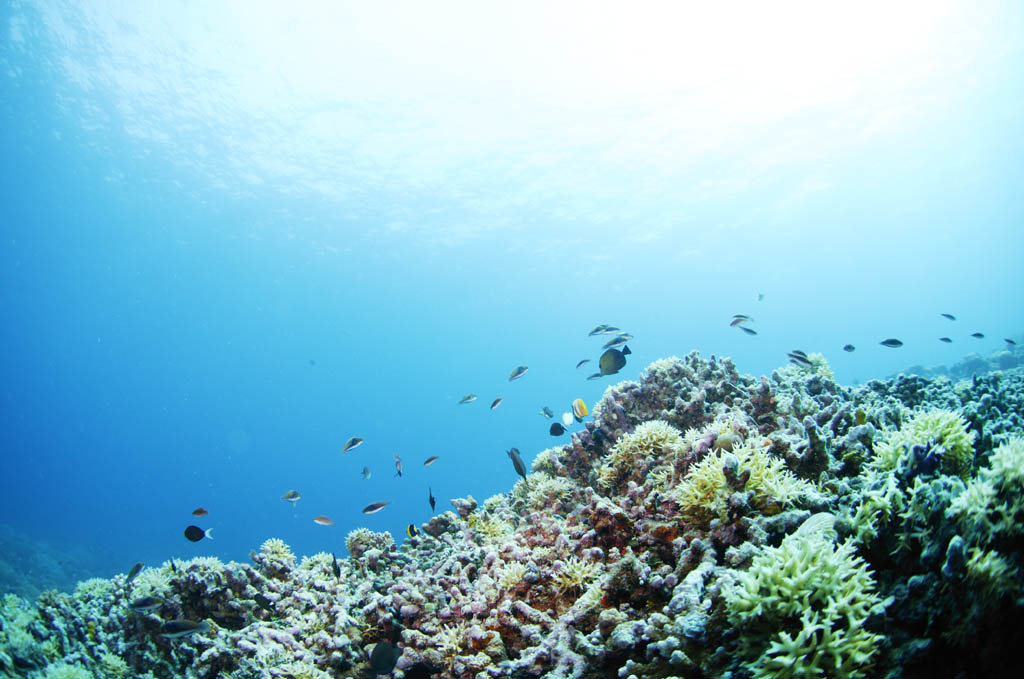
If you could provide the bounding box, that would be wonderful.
[723,523,889,679]
[870,408,977,479]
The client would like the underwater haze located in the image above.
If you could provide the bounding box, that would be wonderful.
[1,0,1023,590]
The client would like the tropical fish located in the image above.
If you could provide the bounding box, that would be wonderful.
[406,523,420,538]
[508,365,529,382]
[312,515,334,526]
[599,346,630,376]
[331,553,340,580]
[362,501,390,514]
[361,466,371,480]
[602,335,630,350]
[739,327,757,336]
[575,359,590,369]
[423,455,439,466]
[971,332,984,339]
[561,412,573,428]
[941,313,956,321]
[507,448,527,482]
[842,344,855,352]
[130,595,164,612]
[184,525,213,542]
[126,562,145,584]
[588,324,611,336]
[572,398,588,421]
[253,593,276,615]
[880,339,903,348]
[160,619,209,639]
[490,397,503,410]
[587,372,602,380]
[341,437,364,453]
[191,507,208,517]
[1006,338,1017,346]
[729,317,748,327]
[282,490,301,506]
[939,337,953,343]
[394,454,403,477]
[539,407,554,418]
[790,349,808,358]
[458,394,477,404]
[368,642,401,674]
[549,422,567,436]
[787,350,812,367]
[428,487,436,512]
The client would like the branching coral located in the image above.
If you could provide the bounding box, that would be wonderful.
[724,526,889,679]
[871,408,976,479]
[598,419,684,491]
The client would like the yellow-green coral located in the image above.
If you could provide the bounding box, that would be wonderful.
[965,548,1019,603]
[871,409,976,479]
[98,652,129,678]
[552,555,600,596]
[724,528,888,679]
[260,538,295,564]
[599,420,684,489]
[675,441,810,524]
[344,528,394,557]
[42,663,93,679]
[525,472,571,510]
[947,436,1024,544]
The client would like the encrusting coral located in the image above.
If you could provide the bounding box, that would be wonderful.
[2,351,1023,679]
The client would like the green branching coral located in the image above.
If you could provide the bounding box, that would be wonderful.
[871,408,976,479]
[675,441,811,525]
[598,420,684,490]
[724,526,889,678]
[947,436,1024,544]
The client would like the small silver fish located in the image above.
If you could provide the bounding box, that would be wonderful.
[458,393,477,404]
[341,437,364,453]
[508,365,529,382]
[423,455,440,466]
[575,359,590,369]
[362,501,390,514]
[490,397,503,410]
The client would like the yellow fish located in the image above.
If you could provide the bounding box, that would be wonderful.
[572,398,588,421]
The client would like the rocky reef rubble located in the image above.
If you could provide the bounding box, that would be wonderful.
[2,352,1023,679]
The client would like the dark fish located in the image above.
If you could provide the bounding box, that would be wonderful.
[458,394,477,404]
[253,593,276,615]
[575,359,590,369]
[539,406,554,418]
[282,490,301,505]
[790,349,808,358]
[507,448,528,481]
[787,353,813,367]
[361,466,371,480]
[842,344,855,352]
[880,339,903,348]
[368,642,401,674]
[184,525,212,542]
[549,422,567,436]
[191,507,208,517]
[602,335,629,349]
[941,313,956,321]
[126,562,145,583]
[739,327,757,335]
[490,397,503,410]
[394,454,403,477]
[1006,338,1017,346]
[939,337,953,343]
[331,553,340,580]
[598,346,630,376]
[428,487,436,512]
[586,372,602,380]
[160,619,209,639]
[587,324,611,336]
[342,437,364,453]
[362,501,390,514]
[406,523,420,538]
[423,455,439,466]
[508,365,529,382]
[971,332,984,339]
[733,314,751,321]
[729,317,748,327]
[130,595,164,612]
[169,560,177,574]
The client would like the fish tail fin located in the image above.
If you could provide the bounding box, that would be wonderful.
[205,529,214,540]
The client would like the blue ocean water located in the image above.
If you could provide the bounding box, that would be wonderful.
[1,0,1022,589]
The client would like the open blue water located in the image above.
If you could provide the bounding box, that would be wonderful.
[1,0,1022,589]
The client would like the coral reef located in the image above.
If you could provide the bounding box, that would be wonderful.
[2,353,1023,679]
